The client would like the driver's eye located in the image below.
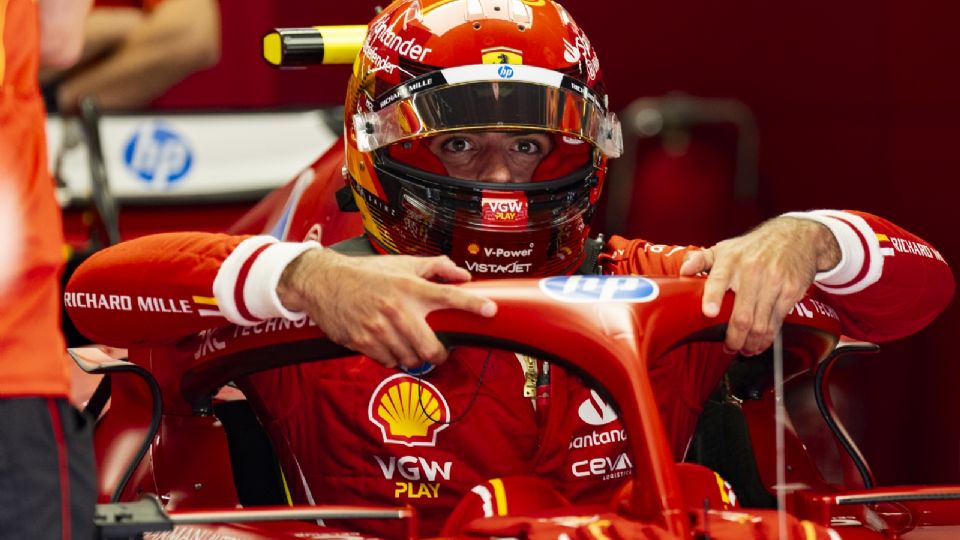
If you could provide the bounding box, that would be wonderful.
[442,138,474,153]
[515,140,540,154]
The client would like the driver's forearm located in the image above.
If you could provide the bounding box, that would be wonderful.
[57,0,219,111]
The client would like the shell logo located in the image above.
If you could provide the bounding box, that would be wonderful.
[368,374,450,447]
[467,243,481,255]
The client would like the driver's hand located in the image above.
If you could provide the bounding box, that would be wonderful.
[276,249,497,369]
[678,217,841,356]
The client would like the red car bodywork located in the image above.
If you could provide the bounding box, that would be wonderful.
[74,272,960,539]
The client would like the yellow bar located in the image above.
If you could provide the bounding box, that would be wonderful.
[312,25,367,65]
[490,478,508,516]
[262,31,283,66]
[262,25,366,67]
[192,296,218,305]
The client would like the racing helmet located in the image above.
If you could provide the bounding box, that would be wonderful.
[344,0,622,278]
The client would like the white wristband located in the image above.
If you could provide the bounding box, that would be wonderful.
[246,240,322,321]
[781,210,882,294]
[214,236,321,325]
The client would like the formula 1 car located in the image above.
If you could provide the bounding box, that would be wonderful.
[65,24,959,540]
[71,274,960,539]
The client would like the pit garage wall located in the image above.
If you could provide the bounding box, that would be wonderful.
[155,1,960,485]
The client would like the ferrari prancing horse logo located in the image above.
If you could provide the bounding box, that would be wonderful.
[482,47,523,65]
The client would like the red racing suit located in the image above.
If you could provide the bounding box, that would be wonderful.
[65,154,954,536]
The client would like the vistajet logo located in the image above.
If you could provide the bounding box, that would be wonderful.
[465,260,532,274]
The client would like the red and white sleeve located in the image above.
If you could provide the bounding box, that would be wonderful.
[782,210,954,341]
[66,232,321,347]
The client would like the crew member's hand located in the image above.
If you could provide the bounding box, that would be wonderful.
[678,217,841,355]
[276,249,497,369]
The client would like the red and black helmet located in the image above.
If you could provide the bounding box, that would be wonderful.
[344,0,621,278]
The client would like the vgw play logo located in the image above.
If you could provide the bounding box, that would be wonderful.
[123,121,193,190]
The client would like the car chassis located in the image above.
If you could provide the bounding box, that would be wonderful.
[74,277,960,539]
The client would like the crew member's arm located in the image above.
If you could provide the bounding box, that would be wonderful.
[65,233,496,367]
[56,0,220,111]
[37,0,93,68]
[679,210,954,354]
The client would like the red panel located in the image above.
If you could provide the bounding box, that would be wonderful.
[152,0,276,109]
[152,0,377,109]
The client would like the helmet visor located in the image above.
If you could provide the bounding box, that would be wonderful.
[354,67,622,158]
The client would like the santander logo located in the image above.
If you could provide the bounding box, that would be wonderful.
[562,38,580,63]
[578,389,619,426]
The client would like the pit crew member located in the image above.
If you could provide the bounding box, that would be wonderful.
[1,0,95,538]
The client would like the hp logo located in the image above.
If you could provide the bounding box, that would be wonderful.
[539,275,659,303]
[497,65,515,79]
[123,121,193,189]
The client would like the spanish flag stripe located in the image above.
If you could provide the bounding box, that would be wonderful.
[801,520,817,540]
[876,233,889,242]
[192,296,219,305]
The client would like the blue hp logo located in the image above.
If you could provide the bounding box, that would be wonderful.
[497,65,514,79]
[123,121,193,189]
[539,276,659,303]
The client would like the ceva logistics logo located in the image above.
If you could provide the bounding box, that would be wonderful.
[368,374,450,447]
[123,121,193,189]
[539,275,659,303]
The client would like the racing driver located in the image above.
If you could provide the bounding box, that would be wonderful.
[65,0,955,536]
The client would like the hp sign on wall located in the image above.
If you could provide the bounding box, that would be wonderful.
[539,275,660,303]
[123,121,193,189]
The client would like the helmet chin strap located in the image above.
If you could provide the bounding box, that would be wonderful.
[576,235,605,276]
